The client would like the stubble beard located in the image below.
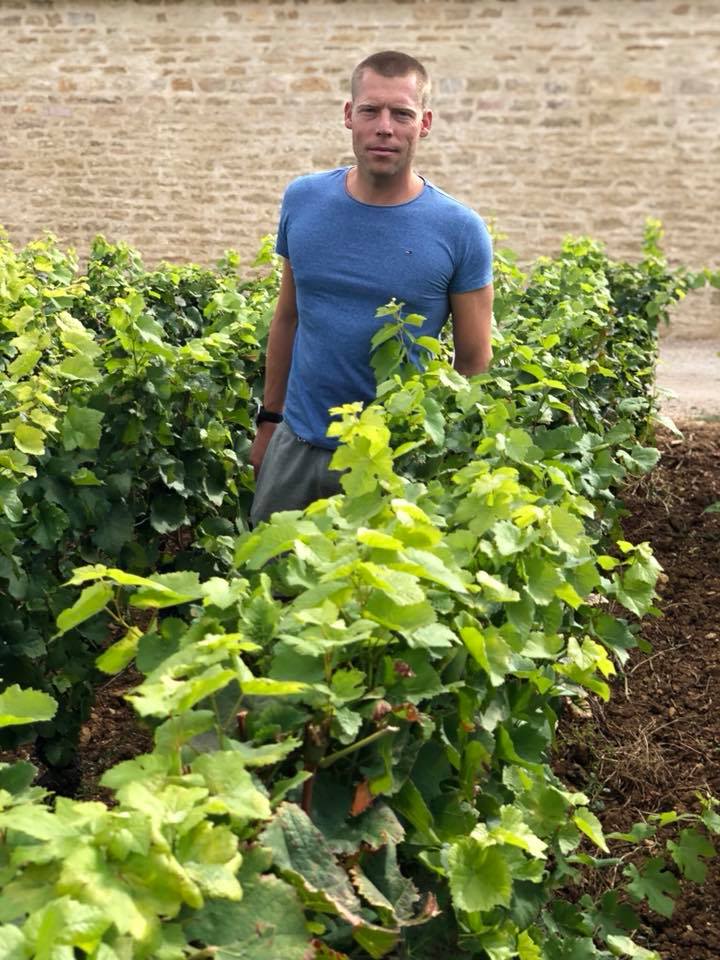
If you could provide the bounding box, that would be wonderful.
[358,142,414,186]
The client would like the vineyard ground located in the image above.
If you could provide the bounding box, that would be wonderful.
[556,420,720,959]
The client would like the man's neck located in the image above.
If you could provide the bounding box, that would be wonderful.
[345,166,425,206]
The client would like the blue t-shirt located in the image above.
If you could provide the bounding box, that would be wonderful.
[276,167,493,448]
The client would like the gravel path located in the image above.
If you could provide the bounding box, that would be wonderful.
[657,336,720,421]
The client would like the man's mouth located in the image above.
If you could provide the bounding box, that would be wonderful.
[368,147,397,155]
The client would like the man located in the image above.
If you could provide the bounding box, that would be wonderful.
[250,50,493,526]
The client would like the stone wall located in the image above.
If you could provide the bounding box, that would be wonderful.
[2,0,718,331]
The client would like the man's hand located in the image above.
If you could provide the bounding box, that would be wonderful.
[250,421,279,478]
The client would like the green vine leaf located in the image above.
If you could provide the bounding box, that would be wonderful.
[62,406,104,450]
[667,827,716,884]
[13,423,45,456]
[447,838,513,913]
[623,857,680,917]
[0,686,57,728]
[55,582,113,637]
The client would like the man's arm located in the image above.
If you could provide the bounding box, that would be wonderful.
[249,258,298,476]
[449,283,494,376]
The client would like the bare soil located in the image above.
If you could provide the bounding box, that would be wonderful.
[557,421,720,958]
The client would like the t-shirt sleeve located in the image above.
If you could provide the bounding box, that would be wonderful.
[275,184,293,259]
[448,211,493,293]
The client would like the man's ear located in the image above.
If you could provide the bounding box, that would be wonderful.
[344,101,353,130]
[419,109,433,138]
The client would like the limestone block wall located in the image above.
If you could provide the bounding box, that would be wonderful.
[1,0,718,332]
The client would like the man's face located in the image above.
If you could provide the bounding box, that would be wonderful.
[344,69,432,181]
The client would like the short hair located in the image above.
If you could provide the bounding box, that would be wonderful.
[351,51,431,110]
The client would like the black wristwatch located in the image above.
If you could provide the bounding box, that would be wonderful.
[256,406,283,426]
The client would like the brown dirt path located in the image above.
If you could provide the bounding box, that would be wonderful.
[617,422,720,957]
[558,421,720,958]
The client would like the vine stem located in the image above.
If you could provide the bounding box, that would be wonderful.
[318,726,399,769]
[301,773,314,815]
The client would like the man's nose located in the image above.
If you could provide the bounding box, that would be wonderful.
[376,108,393,134]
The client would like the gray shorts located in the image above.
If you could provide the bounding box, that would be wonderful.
[250,421,344,527]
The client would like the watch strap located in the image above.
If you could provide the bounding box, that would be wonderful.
[256,406,283,426]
